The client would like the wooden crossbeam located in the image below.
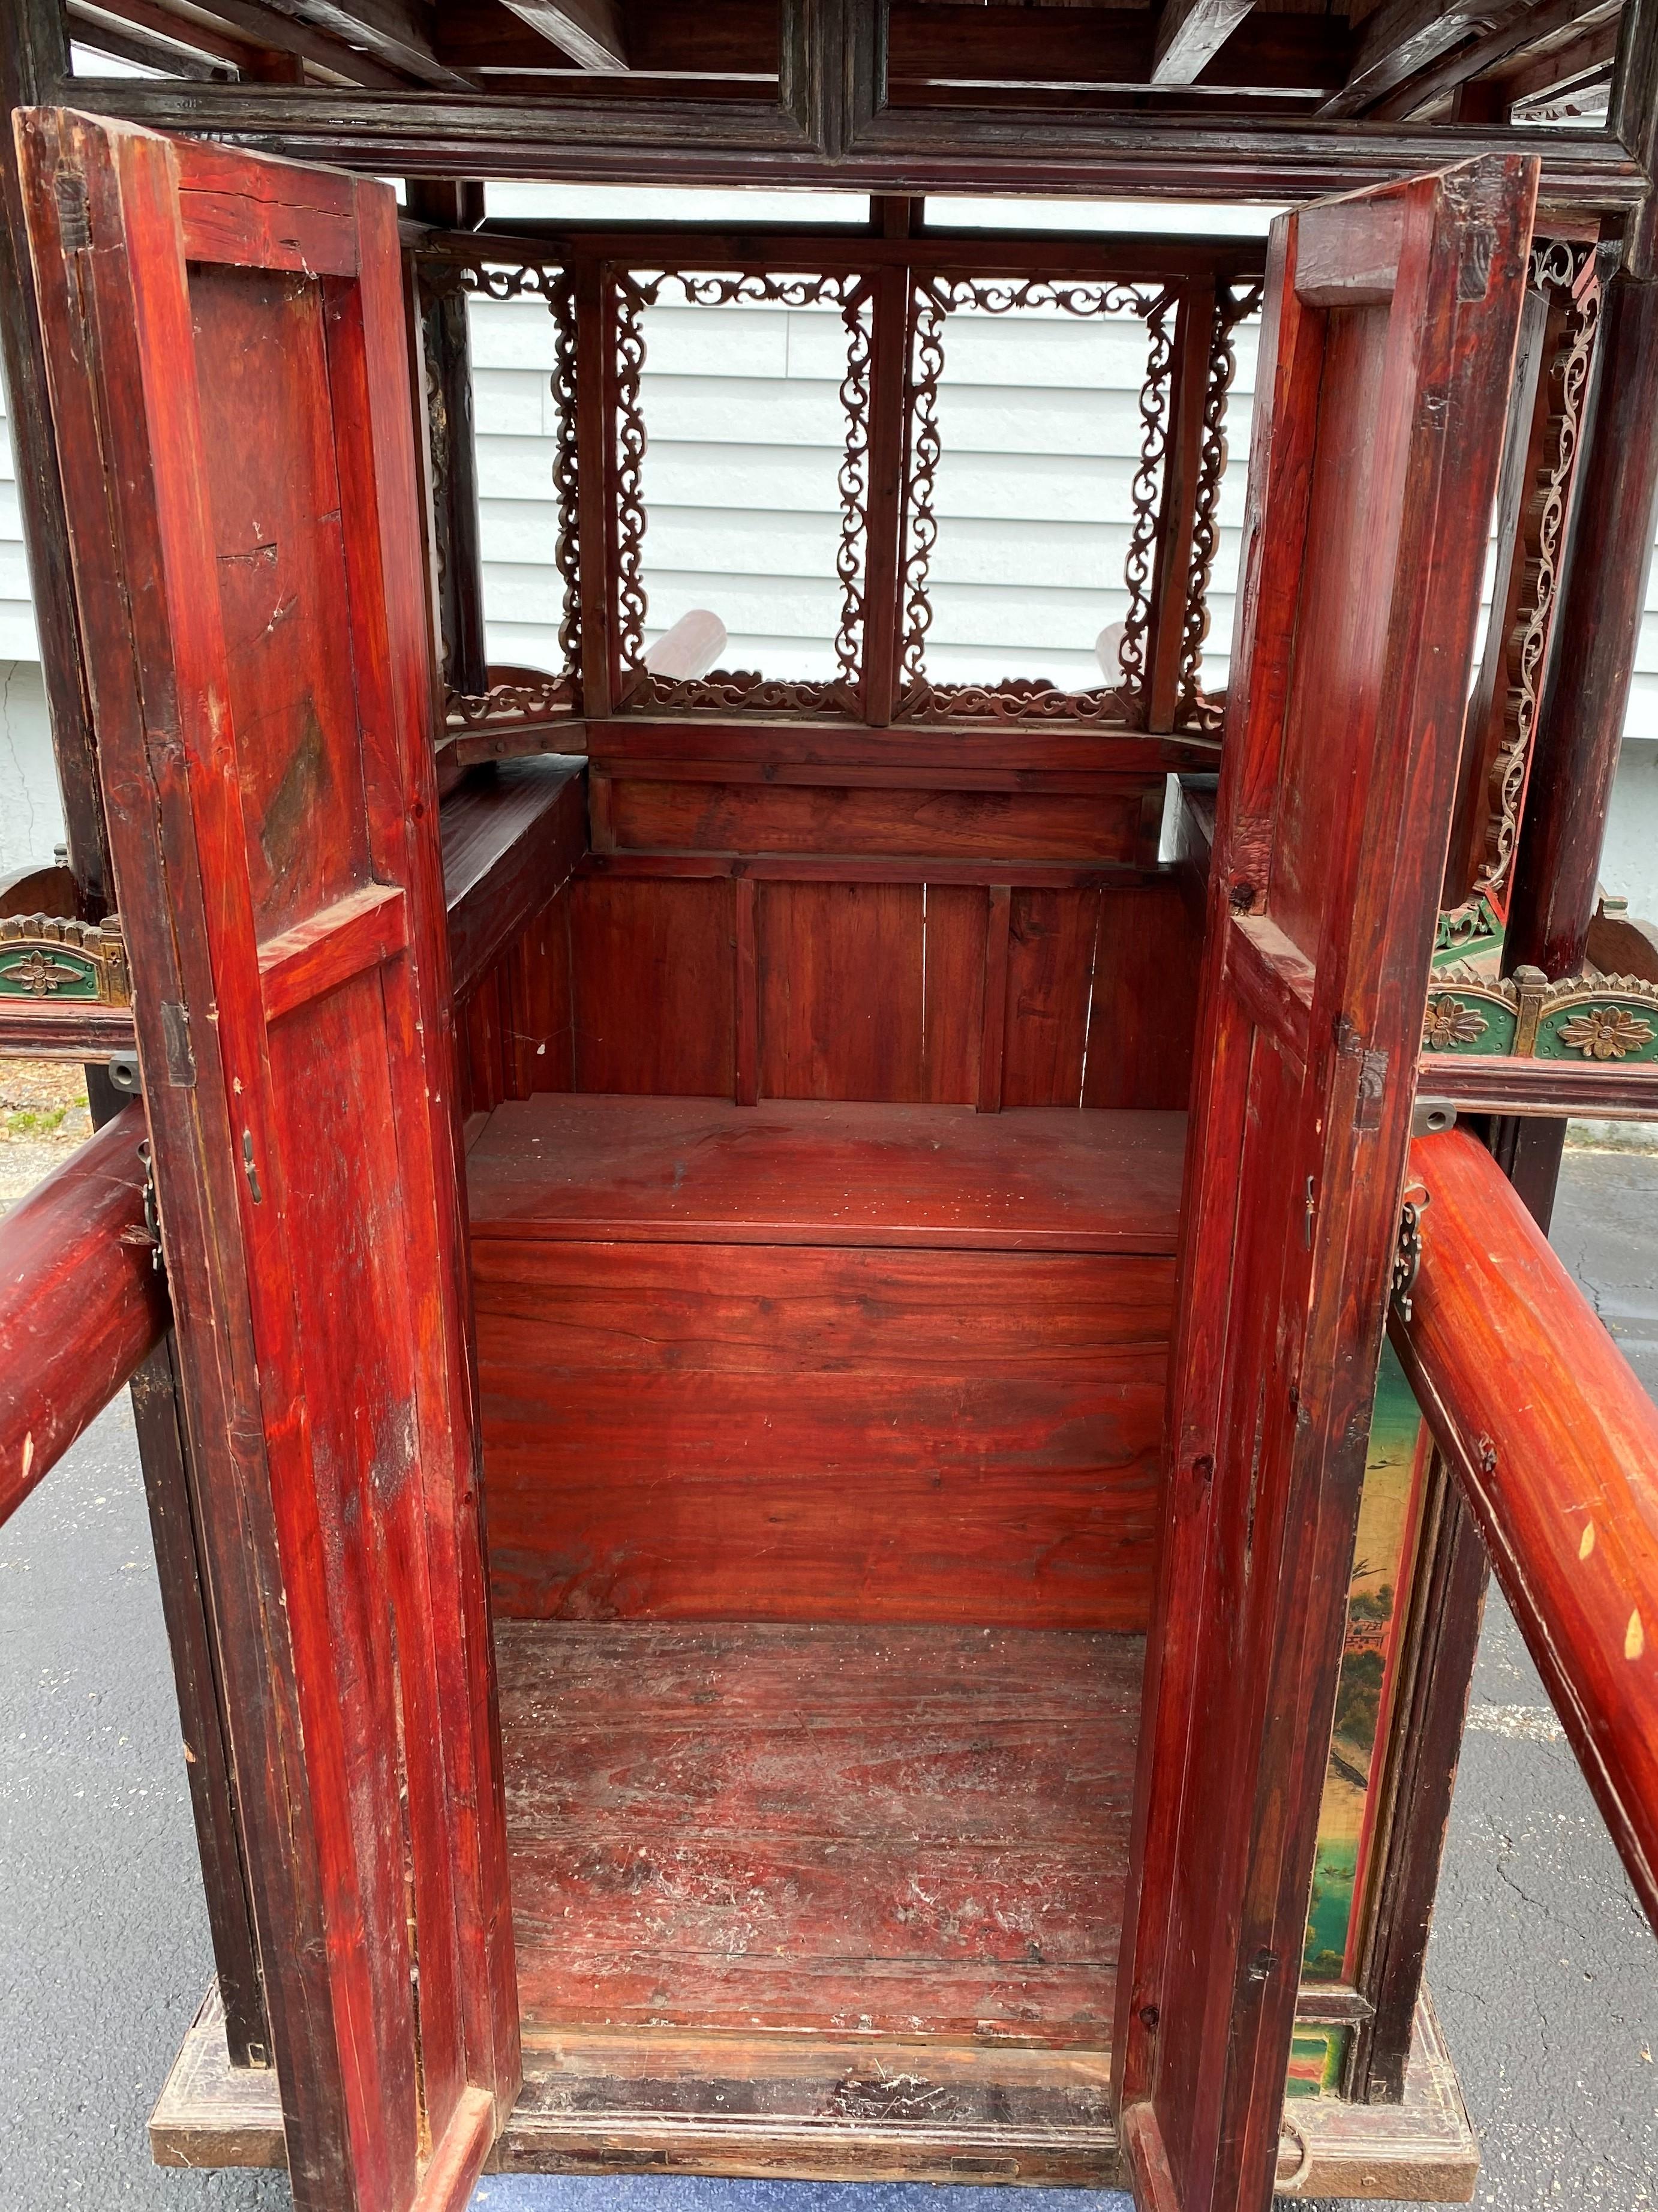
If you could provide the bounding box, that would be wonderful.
[1318,0,1521,119]
[1371,0,1618,120]
[1152,0,1255,85]
[252,0,476,87]
[496,0,630,71]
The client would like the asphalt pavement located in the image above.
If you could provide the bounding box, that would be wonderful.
[2,1147,1654,2212]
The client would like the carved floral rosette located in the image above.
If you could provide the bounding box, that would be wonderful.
[0,913,131,1006]
[1422,963,1658,1064]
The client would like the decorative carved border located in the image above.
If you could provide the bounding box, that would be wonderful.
[612,269,873,716]
[897,275,1178,726]
[416,254,582,733]
[1176,276,1264,732]
[1422,962,1658,1064]
[1438,239,1602,949]
[0,912,130,1005]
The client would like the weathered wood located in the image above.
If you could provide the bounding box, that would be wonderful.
[1393,1126,1658,1931]
[19,109,518,2211]
[496,0,630,70]
[1507,272,1658,981]
[1115,155,1535,2212]
[0,1103,167,1527]
[414,262,489,697]
[1413,1054,1658,1116]
[1151,0,1255,88]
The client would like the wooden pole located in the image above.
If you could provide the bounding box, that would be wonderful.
[1,0,111,915]
[0,1106,168,1525]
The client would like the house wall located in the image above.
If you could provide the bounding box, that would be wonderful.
[5,187,1658,912]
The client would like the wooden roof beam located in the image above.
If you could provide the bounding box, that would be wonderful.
[1318,0,1518,118]
[66,0,420,83]
[1371,0,1620,121]
[494,0,630,70]
[245,0,477,86]
[1152,0,1256,84]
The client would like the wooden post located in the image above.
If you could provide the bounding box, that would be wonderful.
[0,0,109,914]
[408,182,489,701]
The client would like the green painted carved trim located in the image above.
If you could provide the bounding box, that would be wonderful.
[1421,988,1517,1055]
[1422,961,1658,1061]
[1433,893,1501,967]
[0,914,131,1006]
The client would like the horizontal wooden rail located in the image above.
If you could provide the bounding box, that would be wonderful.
[1391,1128,1658,1928]
[0,1105,169,1529]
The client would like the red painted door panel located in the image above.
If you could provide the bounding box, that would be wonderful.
[1112,157,1537,2212]
[19,110,517,2212]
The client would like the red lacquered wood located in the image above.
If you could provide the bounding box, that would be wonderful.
[1392,1127,1658,1928]
[465,1095,1187,1253]
[475,1238,1172,1627]
[0,1105,167,1526]
[1114,155,1536,2212]
[19,109,516,2212]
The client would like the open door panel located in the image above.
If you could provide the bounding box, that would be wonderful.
[1113,158,1537,2212]
[17,111,518,2212]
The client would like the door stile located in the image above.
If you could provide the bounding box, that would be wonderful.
[19,107,518,2212]
[1114,155,1537,2212]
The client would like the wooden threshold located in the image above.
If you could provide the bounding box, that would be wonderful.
[150,1988,1474,2195]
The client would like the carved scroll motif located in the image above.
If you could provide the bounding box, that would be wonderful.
[416,253,582,736]
[612,269,873,716]
[1176,277,1264,732]
[1438,240,1603,950]
[896,275,1178,725]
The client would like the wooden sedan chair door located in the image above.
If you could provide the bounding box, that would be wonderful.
[18,112,518,2212]
[1112,157,1537,2212]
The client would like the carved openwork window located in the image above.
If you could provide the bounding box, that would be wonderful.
[611,269,874,715]
[417,253,581,739]
[897,272,1261,732]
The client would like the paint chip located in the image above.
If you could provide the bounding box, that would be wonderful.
[1580,1522,1596,1560]
[1627,1610,1645,1662]
[20,1433,32,1485]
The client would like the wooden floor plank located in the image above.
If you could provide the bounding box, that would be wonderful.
[498,1622,1137,2045]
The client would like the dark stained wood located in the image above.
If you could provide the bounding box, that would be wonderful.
[440,755,587,1000]
[1146,281,1215,733]
[921,882,986,1105]
[128,1332,271,2072]
[476,1239,1170,1626]
[72,74,1641,214]
[1414,1055,1658,1117]
[566,877,737,1094]
[413,261,489,696]
[1345,1459,1489,2103]
[1152,0,1255,89]
[498,1622,1139,2040]
[0,1103,167,1527]
[1393,1126,1658,1929]
[1115,157,1536,2212]
[586,720,1221,774]
[497,0,630,70]
[603,776,1155,862]
[1507,272,1658,981]
[1,5,109,919]
[19,111,517,2211]
[1083,880,1203,1113]
[977,883,1011,1113]
[466,1094,1187,1252]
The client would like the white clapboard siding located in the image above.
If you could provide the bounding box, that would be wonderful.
[468,290,1258,689]
[0,379,40,661]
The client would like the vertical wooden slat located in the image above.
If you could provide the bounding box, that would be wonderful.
[572,251,616,719]
[1145,280,1215,736]
[860,260,913,727]
[734,874,759,1105]
[977,884,1011,1113]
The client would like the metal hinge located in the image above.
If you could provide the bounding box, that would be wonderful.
[1390,1184,1431,1323]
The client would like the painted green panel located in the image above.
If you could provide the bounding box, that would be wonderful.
[0,945,101,1001]
[1533,1000,1658,1063]
[1420,989,1516,1055]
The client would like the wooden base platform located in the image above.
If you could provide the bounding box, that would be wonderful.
[150,1622,1479,2197]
